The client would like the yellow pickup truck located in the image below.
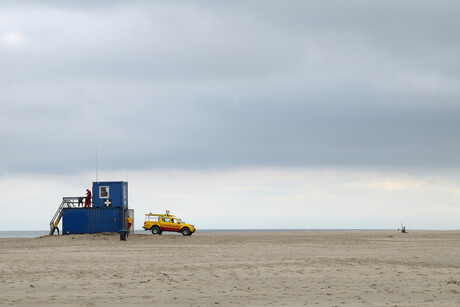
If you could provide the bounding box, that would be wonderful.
[143,212,196,236]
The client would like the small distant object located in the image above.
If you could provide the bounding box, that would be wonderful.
[400,223,407,233]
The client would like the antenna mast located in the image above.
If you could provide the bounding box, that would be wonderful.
[95,147,98,183]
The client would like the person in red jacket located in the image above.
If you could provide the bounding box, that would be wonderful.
[84,189,91,208]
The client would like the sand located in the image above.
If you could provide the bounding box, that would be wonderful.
[1,230,460,306]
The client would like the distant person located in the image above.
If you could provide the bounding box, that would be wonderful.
[78,197,83,207]
[84,189,91,208]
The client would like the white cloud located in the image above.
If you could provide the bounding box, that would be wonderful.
[1,32,25,46]
[1,168,459,231]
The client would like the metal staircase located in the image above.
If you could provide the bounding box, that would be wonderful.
[49,197,80,235]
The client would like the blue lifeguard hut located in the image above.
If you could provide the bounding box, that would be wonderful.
[49,181,132,235]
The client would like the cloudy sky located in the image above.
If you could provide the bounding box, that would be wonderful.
[1,1,460,230]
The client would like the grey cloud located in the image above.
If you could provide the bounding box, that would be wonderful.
[1,1,460,175]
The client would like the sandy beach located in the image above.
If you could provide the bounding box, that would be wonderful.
[1,231,460,306]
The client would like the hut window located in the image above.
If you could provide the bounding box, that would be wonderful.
[99,186,110,199]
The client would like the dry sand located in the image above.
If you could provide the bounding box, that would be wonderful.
[1,230,460,306]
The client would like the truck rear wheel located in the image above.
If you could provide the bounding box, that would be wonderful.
[151,226,161,235]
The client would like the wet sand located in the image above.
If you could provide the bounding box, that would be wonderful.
[1,231,460,306]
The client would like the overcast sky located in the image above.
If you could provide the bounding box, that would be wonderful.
[1,1,460,230]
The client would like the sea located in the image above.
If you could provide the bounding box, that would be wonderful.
[0,229,378,238]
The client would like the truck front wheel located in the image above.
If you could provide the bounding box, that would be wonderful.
[181,228,191,236]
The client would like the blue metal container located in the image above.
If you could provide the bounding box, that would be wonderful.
[62,207,124,234]
[92,181,128,208]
